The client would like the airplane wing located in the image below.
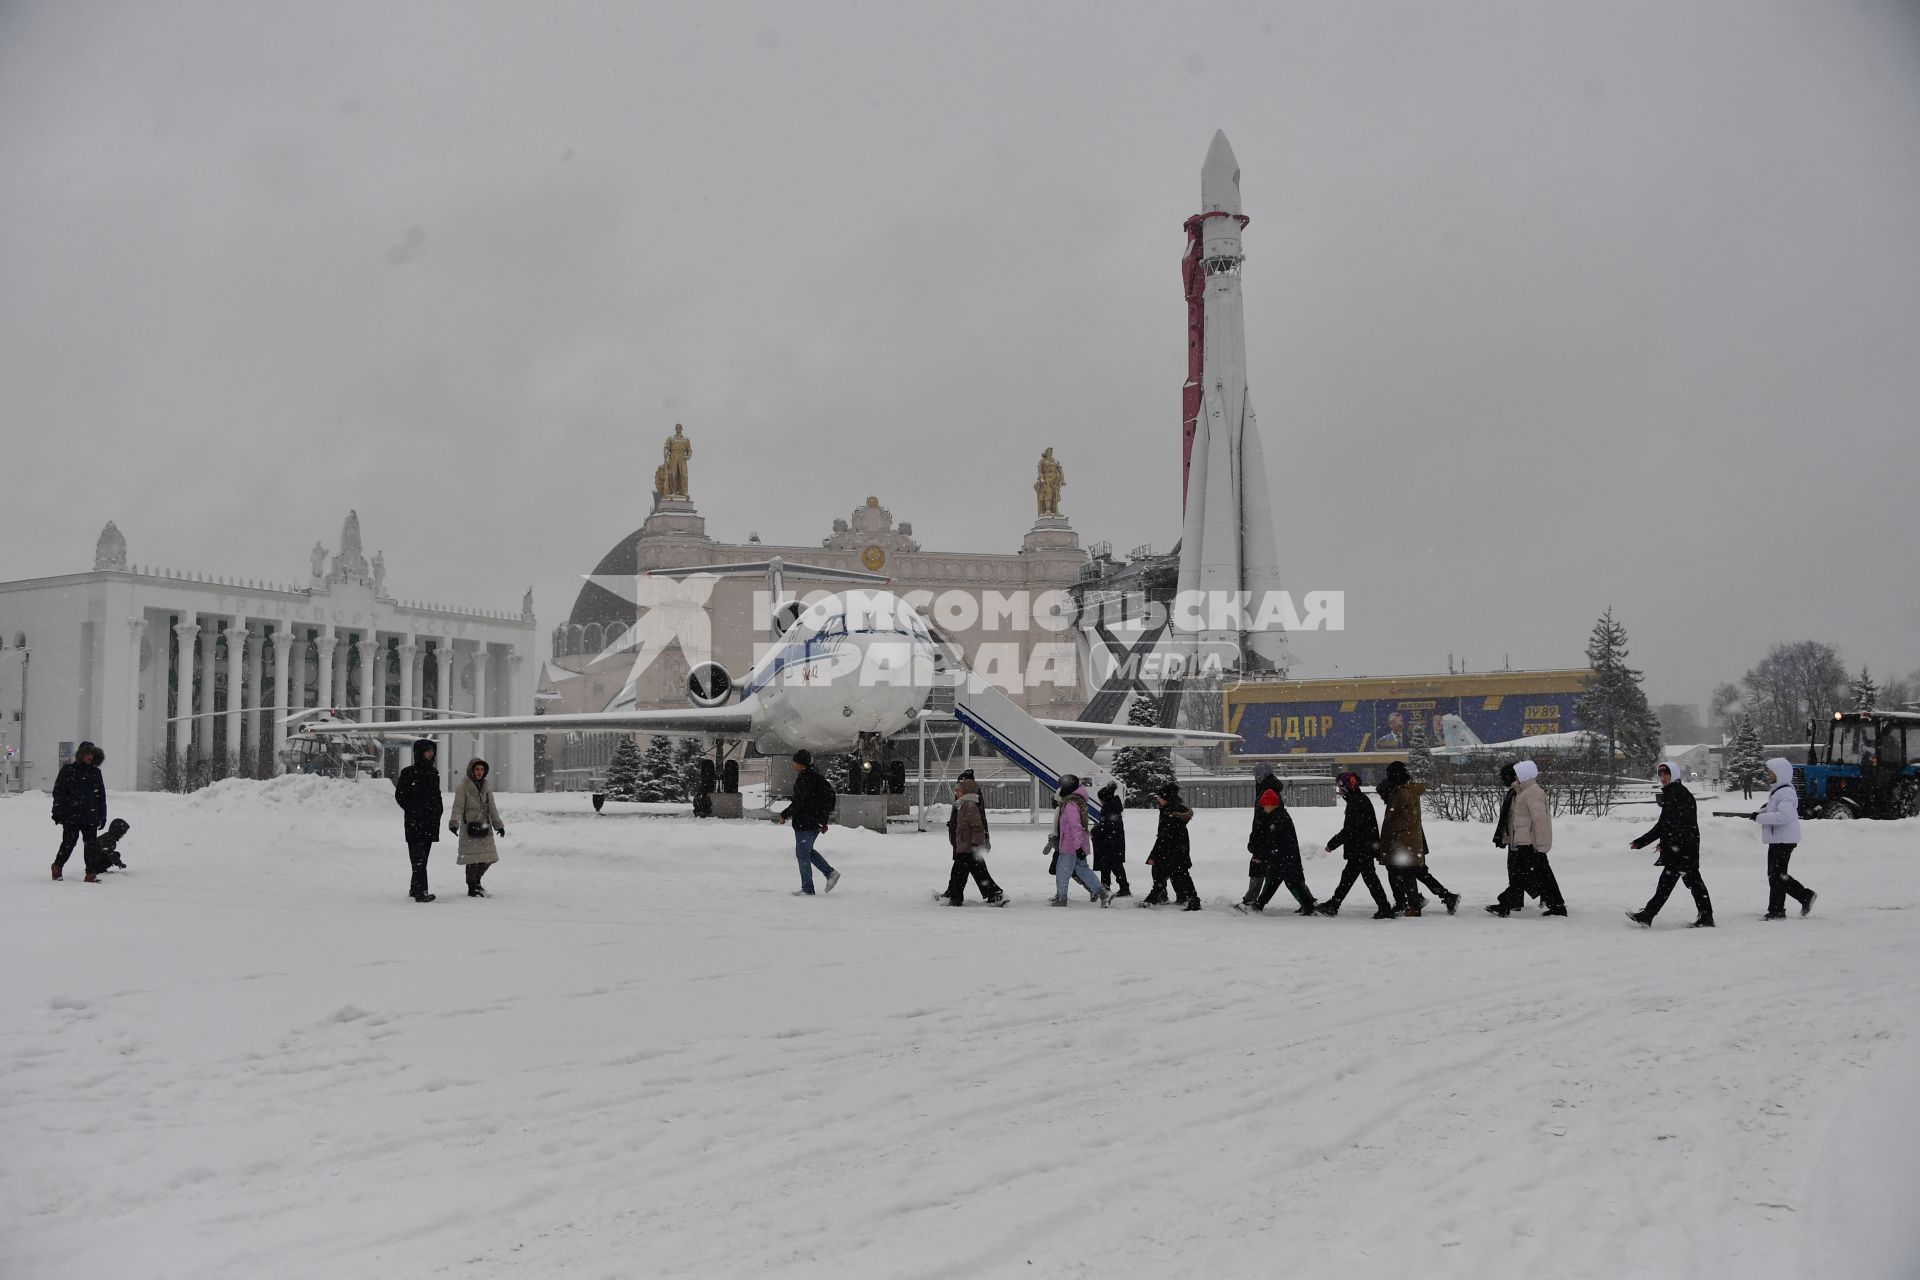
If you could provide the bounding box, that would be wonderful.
[1033,718,1238,746]
[915,710,1237,746]
[300,705,757,738]
[647,559,888,585]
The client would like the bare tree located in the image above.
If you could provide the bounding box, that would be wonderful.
[1740,641,1847,741]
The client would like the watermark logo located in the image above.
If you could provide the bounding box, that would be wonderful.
[565,580,1344,699]
[580,573,719,706]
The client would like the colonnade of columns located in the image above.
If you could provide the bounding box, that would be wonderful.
[159,613,517,788]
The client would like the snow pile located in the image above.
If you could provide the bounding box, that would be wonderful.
[187,773,397,816]
[4,796,1917,1279]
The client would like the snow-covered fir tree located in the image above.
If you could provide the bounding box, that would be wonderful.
[1573,608,1662,774]
[816,753,852,792]
[673,738,707,799]
[1406,718,1436,781]
[603,736,643,801]
[1725,716,1771,795]
[1110,695,1176,805]
[1849,666,1879,712]
[637,735,680,801]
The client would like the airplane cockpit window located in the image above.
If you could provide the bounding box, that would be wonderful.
[842,593,908,635]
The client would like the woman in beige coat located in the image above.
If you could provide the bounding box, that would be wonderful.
[450,758,505,898]
[1486,759,1566,917]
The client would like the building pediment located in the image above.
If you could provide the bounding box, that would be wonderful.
[823,496,919,556]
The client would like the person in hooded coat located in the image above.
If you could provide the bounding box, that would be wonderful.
[1238,786,1316,914]
[1627,760,1712,927]
[1050,775,1111,905]
[1376,760,1459,916]
[1486,759,1566,916]
[944,768,990,855]
[1141,781,1199,910]
[1091,782,1131,897]
[393,738,445,902]
[1316,771,1396,919]
[944,777,1006,905]
[50,741,109,882]
[1754,757,1816,920]
[1490,761,1534,905]
[449,757,505,897]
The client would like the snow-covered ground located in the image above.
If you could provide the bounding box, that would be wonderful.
[5,778,1917,1280]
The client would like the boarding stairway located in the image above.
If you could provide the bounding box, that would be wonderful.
[917,619,1112,819]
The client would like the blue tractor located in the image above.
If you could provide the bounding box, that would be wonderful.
[1798,710,1920,820]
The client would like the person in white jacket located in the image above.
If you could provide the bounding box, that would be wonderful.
[1754,757,1817,920]
[1485,760,1567,917]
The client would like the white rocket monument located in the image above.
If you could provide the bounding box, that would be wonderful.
[1174,130,1287,672]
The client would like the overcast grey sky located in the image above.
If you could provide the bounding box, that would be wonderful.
[3,0,1917,706]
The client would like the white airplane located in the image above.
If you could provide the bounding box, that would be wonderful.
[303,560,1236,790]
[1434,713,1610,760]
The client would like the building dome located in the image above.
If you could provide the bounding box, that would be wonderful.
[565,529,646,630]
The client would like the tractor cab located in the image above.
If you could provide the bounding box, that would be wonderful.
[1800,710,1920,819]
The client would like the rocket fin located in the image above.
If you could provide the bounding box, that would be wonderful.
[1237,389,1289,670]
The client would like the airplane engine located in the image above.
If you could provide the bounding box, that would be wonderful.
[772,598,805,636]
[686,661,733,708]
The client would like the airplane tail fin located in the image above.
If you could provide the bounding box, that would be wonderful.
[646,557,888,642]
[1439,714,1484,753]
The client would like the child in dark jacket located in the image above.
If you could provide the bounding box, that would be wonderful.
[1316,771,1396,919]
[1626,760,1713,928]
[1091,783,1130,897]
[1238,787,1316,915]
[1142,783,1200,911]
[96,819,133,871]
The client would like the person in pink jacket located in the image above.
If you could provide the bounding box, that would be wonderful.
[1051,775,1112,906]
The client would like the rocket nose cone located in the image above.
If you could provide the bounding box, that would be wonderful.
[1201,129,1241,214]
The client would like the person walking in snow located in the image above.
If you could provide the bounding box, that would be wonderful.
[1489,761,1536,907]
[449,757,505,898]
[1141,781,1200,910]
[1091,782,1131,898]
[944,768,989,851]
[1486,760,1566,917]
[1376,760,1459,916]
[1316,771,1396,919]
[1753,757,1816,920]
[50,741,108,883]
[1050,775,1111,906]
[393,738,445,903]
[776,749,840,896]
[943,776,1005,905]
[1627,760,1713,928]
[1238,785,1316,914]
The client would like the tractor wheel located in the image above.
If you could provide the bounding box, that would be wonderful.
[1820,799,1860,821]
